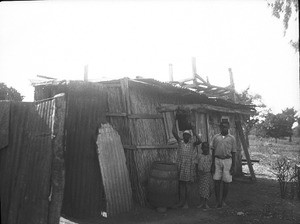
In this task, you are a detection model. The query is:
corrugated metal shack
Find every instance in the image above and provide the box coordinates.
[0,94,66,224]
[33,77,255,220]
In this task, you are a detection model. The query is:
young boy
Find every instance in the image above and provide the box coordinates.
[197,142,213,210]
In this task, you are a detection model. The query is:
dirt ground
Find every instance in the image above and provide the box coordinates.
[61,136,300,224]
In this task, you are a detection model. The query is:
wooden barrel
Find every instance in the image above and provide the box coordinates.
[147,162,179,208]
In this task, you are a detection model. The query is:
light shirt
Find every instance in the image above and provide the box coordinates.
[211,133,237,158]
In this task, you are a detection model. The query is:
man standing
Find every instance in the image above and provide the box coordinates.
[211,120,236,208]
[172,123,202,209]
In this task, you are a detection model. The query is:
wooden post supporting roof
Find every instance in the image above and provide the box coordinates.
[169,64,174,82]
[228,68,237,102]
[84,65,88,82]
[235,120,256,181]
[48,94,66,224]
[192,57,197,78]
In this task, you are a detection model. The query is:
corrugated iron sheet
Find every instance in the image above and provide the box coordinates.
[0,99,54,224]
[0,101,10,149]
[61,83,108,219]
[96,124,132,216]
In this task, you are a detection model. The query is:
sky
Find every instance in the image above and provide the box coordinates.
[0,0,299,114]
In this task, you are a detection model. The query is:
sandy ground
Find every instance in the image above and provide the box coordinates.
[61,177,300,224]
[60,137,300,224]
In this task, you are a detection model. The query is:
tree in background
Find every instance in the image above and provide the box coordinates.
[267,0,299,51]
[256,107,298,142]
[235,87,267,146]
[0,83,23,101]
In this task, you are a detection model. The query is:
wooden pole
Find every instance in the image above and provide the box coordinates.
[206,76,210,84]
[235,120,256,181]
[169,64,174,82]
[228,68,237,102]
[192,57,197,78]
[37,75,56,80]
[48,93,66,224]
[84,65,88,82]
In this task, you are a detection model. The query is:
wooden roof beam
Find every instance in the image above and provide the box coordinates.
[158,104,256,115]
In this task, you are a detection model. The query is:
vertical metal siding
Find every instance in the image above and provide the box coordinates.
[61,83,107,219]
[0,101,10,149]
[0,99,55,224]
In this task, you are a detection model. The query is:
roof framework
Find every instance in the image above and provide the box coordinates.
[170,72,236,101]
[168,58,237,102]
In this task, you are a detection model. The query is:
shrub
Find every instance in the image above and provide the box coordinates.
[271,156,297,199]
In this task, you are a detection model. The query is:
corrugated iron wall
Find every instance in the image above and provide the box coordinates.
[96,124,132,216]
[0,101,9,149]
[0,99,56,224]
[61,83,108,219]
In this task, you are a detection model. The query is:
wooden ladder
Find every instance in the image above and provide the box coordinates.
[235,121,256,181]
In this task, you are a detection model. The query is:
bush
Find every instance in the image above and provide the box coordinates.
[271,156,297,199]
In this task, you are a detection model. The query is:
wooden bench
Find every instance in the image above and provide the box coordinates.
[242,159,259,166]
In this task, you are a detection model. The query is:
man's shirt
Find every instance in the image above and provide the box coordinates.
[211,133,237,159]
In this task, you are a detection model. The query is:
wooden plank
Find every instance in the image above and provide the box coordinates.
[182,83,197,89]
[48,93,66,224]
[157,104,255,115]
[123,144,178,150]
[106,113,163,119]
[162,113,170,140]
[242,159,259,163]
[235,121,256,181]
[162,112,177,144]
[194,73,208,84]
[120,78,131,114]
[201,88,228,95]
[169,64,174,82]
[128,114,163,119]
[120,78,132,144]
[37,75,56,80]
[192,57,197,77]
[106,113,127,117]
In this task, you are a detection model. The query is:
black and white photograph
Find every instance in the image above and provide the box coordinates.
[0,0,299,223]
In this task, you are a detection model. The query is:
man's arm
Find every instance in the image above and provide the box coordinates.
[210,136,216,174]
[211,147,215,174]
[230,152,236,175]
[230,136,237,175]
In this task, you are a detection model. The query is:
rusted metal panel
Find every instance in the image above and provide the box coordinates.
[96,124,133,216]
[0,97,63,224]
